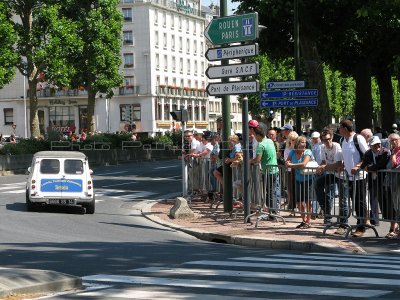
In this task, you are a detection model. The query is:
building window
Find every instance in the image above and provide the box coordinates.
[156,54,160,70]
[122,8,132,22]
[3,108,13,125]
[194,21,197,35]
[171,15,175,28]
[163,102,170,120]
[162,11,166,27]
[171,34,175,51]
[156,102,162,120]
[124,76,134,87]
[123,53,134,68]
[49,106,75,132]
[194,105,199,121]
[154,10,158,24]
[155,31,159,48]
[186,59,190,75]
[163,32,167,49]
[201,106,206,121]
[178,16,182,31]
[122,0,134,3]
[172,57,176,72]
[123,31,134,45]
[194,40,197,55]
[200,42,204,56]
[120,104,141,122]
[179,58,183,74]
[163,55,168,71]
[186,18,189,33]
[186,38,190,54]
[179,37,182,52]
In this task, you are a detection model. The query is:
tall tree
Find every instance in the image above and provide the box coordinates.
[61,0,123,133]
[0,2,18,88]
[1,0,79,137]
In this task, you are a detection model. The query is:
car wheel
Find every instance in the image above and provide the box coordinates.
[84,197,95,214]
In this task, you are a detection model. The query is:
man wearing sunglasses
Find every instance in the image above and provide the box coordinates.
[315,129,342,225]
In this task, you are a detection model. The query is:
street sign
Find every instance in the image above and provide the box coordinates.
[206,62,259,79]
[204,13,258,45]
[207,81,259,96]
[260,89,318,99]
[205,43,259,61]
[266,80,305,89]
[260,99,318,108]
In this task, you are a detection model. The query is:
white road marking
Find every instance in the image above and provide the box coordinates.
[82,274,389,298]
[133,266,400,286]
[185,260,400,275]
[101,182,136,188]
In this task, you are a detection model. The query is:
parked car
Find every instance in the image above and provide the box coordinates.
[26,151,95,214]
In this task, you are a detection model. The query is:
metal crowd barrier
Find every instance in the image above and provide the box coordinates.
[185,157,400,239]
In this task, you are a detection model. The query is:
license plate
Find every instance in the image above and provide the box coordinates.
[48,199,75,205]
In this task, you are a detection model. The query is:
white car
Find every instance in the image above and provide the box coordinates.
[26,151,95,214]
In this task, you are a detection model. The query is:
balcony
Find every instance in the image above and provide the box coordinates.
[35,87,87,98]
[119,86,140,95]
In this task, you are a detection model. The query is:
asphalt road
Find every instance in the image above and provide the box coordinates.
[1,159,400,299]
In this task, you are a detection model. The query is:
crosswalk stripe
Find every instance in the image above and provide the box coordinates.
[233,256,400,269]
[82,274,389,298]
[184,260,400,275]
[269,253,400,265]
[2,189,25,194]
[77,288,267,299]
[132,266,400,286]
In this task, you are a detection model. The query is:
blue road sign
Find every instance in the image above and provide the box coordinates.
[260,89,318,99]
[266,80,305,89]
[260,99,318,108]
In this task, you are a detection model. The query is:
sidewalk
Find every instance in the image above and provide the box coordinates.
[0,268,81,299]
[143,196,369,254]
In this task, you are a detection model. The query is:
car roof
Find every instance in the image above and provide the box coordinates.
[33,151,87,159]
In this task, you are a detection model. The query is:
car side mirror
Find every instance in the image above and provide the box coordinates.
[89,169,93,175]
[27,167,31,173]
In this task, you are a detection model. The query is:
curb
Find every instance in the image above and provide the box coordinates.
[0,268,82,298]
[141,201,366,254]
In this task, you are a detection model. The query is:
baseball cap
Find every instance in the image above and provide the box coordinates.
[280,124,293,131]
[369,136,381,146]
[393,123,397,129]
[311,131,320,138]
[248,120,259,128]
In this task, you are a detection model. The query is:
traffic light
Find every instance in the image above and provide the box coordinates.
[170,109,188,122]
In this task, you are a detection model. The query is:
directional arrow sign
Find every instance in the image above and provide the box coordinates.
[260,99,318,108]
[206,62,259,79]
[207,81,259,96]
[266,80,305,89]
[205,13,258,45]
[206,43,259,61]
[260,89,318,99]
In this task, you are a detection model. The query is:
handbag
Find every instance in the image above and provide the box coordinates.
[300,159,319,175]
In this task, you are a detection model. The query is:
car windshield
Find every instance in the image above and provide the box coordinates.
[40,159,60,174]
[64,159,83,174]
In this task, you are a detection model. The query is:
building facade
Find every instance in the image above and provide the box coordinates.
[0,0,246,138]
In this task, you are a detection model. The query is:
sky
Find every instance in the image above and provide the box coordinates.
[202,0,239,15]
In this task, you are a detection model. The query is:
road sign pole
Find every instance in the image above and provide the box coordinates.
[219,0,232,213]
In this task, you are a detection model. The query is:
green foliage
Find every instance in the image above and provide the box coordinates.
[0,139,49,155]
[0,2,18,88]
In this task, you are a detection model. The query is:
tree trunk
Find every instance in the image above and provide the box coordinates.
[353,59,373,131]
[300,35,330,131]
[87,89,96,133]
[28,79,40,138]
[376,65,395,133]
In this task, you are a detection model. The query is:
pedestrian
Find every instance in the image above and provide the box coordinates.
[249,126,280,213]
[360,136,390,227]
[315,129,342,224]
[360,128,373,144]
[335,119,369,237]
[386,133,400,238]
[285,136,313,229]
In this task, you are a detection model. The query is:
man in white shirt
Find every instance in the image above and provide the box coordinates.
[335,119,369,237]
[315,129,342,225]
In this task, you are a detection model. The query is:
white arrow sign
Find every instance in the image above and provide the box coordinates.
[206,62,259,79]
[207,81,259,96]
[206,44,259,61]
[266,80,305,89]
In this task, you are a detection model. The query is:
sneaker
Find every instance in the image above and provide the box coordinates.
[334,227,346,235]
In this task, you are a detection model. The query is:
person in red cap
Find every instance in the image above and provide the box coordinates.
[248,119,259,159]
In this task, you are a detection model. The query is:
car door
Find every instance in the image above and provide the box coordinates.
[39,158,63,200]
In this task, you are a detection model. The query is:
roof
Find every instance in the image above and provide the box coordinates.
[33,151,87,159]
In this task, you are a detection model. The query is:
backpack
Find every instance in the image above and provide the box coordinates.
[340,133,363,159]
